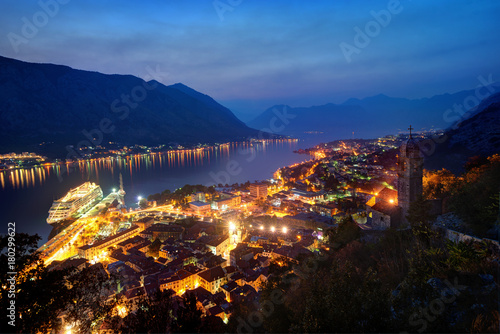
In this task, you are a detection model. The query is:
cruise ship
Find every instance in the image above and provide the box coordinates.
[47,182,103,224]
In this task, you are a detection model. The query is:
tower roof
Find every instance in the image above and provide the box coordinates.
[400,125,423,157]
[401,137,422,155]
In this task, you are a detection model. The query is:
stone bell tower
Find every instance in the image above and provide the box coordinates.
[397,125,423,223]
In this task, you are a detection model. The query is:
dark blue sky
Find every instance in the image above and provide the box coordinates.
[2,0,499,120]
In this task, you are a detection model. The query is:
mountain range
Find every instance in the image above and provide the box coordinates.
[247,88,499,140]
[1,55,498,166]
[247,83,499,172]
[0,56,266,157]
[425,91,500,172]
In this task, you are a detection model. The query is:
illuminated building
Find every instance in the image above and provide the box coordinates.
[249,183,268,199]
[211,193,241,211]
[189,201,211,213]
[78,225,141,260]
[229,244,254,267]
[190,192,206,202]
[133,217,154,231]
[291,188,324,203]
[204,235,230,256]
[160,269,198,294]
[311,203,339,217]
[367,126,423,229]
[196,266,227,294]
[139,224,185,241]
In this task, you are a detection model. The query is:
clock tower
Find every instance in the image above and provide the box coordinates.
[397,125,423,224]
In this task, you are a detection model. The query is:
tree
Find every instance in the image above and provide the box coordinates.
[63,263,118,333]
[138,198,148,209]
[0,233,117,333]
[325,215,360,249]
[422,168,458,200]
[118,289,174,333]
[464,155,489,172]
[324,175,340,191]
[1,233,68,332]
[406,196,438,248]
[288,262,391,333]
[448,155,500,236]
[173,292,203,333]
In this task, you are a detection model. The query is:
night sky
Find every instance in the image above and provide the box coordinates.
[1,0,499,120]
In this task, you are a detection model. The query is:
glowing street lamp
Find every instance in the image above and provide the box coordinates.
[282,227,287,234]
[260,226,264,230]
[112,188,116,193]
[229,222,235,232]
[271,226,275,233]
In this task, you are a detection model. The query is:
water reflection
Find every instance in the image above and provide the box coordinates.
[0,139,297,190]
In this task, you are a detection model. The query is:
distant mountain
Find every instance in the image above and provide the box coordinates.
[0,56,264,157]
[248,103,369,140]
[247,89,497,139]
[425,91,500,172]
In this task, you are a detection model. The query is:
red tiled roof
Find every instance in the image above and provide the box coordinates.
[198,266,225,282]
[371,200,400,216]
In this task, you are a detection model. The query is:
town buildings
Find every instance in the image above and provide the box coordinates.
[249,183,268,199]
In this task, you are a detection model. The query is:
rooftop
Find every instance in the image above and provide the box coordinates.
[198,266,226,283]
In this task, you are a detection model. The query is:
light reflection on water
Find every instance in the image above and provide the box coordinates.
[0,138,320,244]
[1,140,297,190]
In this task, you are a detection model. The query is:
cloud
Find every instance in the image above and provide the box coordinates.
[0,0,499,115]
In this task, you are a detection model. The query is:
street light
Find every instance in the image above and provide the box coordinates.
[112,188,116,193]
[271,226,275,233]
[282,227,287,234]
